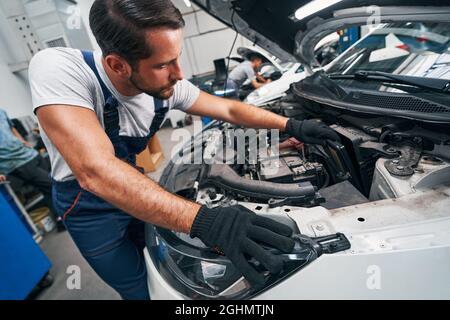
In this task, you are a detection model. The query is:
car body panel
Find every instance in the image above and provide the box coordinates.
[145,185,450,299]
[244,65,305,105]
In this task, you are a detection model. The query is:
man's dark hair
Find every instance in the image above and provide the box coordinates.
[89,0,185,69]
[248,53,265,62]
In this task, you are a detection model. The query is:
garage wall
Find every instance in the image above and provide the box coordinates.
[0,0,254,117]
[0,50,33,119]
[171,0,253,78]
[0,0,93,118]
[77,0,100,52]
[0,6,33,118]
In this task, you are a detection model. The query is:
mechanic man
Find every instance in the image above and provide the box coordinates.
[226,53,270,97]
[0,108,65,231]
[29,0,339,299]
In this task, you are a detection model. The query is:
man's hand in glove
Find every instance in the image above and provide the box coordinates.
[285,118,340,146]
[190,205,295,286]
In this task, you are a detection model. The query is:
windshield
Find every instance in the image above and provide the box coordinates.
[327,22,450,80]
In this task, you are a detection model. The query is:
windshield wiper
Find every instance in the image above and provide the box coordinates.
[328,70,450,93]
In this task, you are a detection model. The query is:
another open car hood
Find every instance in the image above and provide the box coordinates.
[192,0,450,69]
[236,46,284,71]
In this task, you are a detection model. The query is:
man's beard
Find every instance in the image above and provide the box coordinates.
[130,73,176,100]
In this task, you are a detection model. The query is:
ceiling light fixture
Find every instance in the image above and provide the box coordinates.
[294,0,344,21]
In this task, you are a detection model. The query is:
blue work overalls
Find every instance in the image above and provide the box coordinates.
[51,51,168,300]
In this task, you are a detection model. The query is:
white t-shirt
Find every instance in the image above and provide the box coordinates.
[29,47,200,182]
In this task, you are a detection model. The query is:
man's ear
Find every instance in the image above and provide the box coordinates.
[104,54,133,78]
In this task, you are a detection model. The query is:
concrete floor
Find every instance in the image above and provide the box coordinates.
[34,118,199,300]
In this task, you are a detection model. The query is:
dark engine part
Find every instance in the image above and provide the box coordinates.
[200,164,324,208]
[258,154,326,187]
[317,123,425,195]
[324,124,394,196]
[319,180,369,209]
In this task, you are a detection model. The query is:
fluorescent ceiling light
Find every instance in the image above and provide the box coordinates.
[294,0,344,21]
[183,0,192,7]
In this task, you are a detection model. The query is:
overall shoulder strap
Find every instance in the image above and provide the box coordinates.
[80,50,124,156]
[153,98,164,111]
[80,50,113,103]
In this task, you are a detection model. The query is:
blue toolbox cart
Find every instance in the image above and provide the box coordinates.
[0,182,52,300]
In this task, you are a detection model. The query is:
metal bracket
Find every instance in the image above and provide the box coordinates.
[384,142,422,176]
[359,141,399,158]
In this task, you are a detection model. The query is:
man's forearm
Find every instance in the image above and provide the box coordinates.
[228,101,288,130]
[78,156,200,234]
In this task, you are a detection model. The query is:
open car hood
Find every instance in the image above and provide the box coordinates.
[236,46,284,71]
[192,0,450,69]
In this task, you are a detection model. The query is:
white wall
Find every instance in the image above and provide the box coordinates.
[0,4,33,118]
[171,0,253,78]
[0,59,33,119]
[77,0,100,52]
[0,0,254,118]
[0,0,93,118]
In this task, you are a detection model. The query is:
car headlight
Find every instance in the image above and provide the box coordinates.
[145,223,350,299]
[146,226,254,299]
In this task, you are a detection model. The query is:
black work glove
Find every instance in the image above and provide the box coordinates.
[190,205,295,286]
[285,118,340,146]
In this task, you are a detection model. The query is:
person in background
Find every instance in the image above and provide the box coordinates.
[226,52,271,98]
[0,108,64,231]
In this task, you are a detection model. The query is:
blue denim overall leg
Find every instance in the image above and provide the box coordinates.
[51,51,168,300]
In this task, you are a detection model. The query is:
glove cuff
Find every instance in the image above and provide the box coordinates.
[285,118,294,135]
[286,118,303,136]
[190,206,219,239]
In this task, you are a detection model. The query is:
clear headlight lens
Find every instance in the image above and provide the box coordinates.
[146,224,322,300]
[147,226,253,299]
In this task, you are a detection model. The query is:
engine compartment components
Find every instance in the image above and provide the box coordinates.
[199,164,324,208]
[370,154,450,200]
[259,153,326,186]
[160,107,450,212]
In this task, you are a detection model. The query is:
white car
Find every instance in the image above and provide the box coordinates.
[245,33,340,106]
[144,0,450,299]
[244,63,305,106]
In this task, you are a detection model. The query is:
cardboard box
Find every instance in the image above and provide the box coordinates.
[136,135,165,173]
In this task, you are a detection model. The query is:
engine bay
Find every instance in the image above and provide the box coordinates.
[160,96,450,211]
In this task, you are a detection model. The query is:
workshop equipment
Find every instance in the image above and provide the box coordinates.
[0,182,52,299]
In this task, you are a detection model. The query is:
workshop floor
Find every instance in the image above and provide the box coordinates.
[34,118,198,300]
